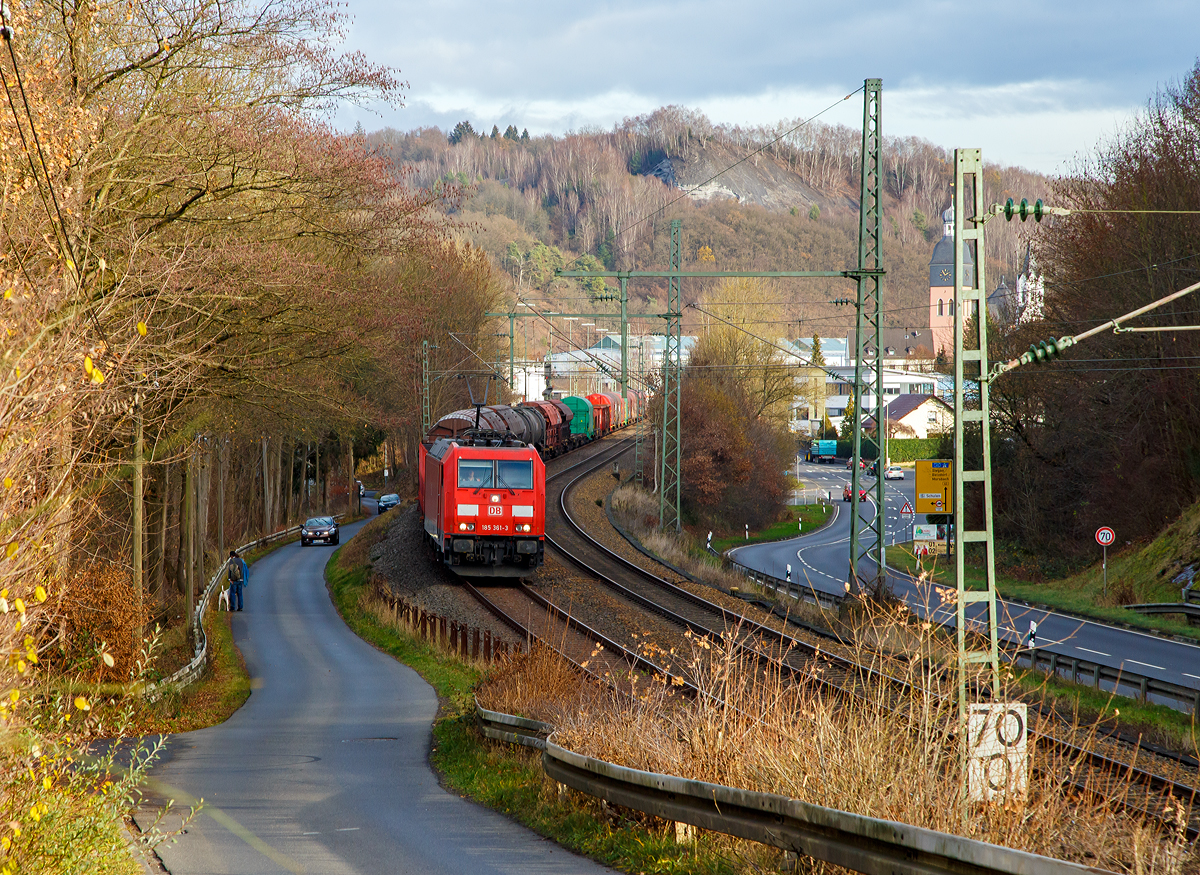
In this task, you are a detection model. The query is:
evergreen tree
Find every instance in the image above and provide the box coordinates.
[520,128,530,141]
[490,124,500,139]
[503,124,519,140]
[810,333,825,367]
[448,120,477,145]
[839,396,857,440]
[808,203,820,221]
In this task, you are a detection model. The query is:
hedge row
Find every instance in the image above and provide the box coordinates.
[833,436,950,463]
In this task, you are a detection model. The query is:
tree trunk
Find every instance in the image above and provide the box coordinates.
[132,400,144,641]
[157,461,171,609]
[286,439,295,525]
[261,436,271,533]
[197,448,212,590]
[217,441,226,561]
[347,440,355,514]
[184,451,195,632]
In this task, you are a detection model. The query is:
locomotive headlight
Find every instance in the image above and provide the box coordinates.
[458,522,467,531]
[490,494,500,503]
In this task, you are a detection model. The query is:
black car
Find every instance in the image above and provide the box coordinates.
[301,516,339,546]
[377,493,400,514]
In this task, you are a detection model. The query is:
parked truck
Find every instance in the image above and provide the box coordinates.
[808,439,838,463]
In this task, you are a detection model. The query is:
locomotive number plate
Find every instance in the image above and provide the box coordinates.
[487,505,503,516]
[481,524,507,532]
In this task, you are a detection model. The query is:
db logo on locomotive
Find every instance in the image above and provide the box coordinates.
[487,505,503,516]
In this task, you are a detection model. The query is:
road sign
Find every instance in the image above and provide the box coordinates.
[967,703,1028,803]
[901,500,914,517]
[915,460,952,514]
[1096,526,1115,596]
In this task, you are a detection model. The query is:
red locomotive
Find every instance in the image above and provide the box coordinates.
[416,384,645,579]
[420,432,546,577]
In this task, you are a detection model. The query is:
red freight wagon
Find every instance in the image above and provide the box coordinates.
[600,391,624,426]
[586,393,612,434]
[522,400,569,456]
[421,436,546,577]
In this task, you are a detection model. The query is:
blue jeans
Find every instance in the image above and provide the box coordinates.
[229,582,244,611]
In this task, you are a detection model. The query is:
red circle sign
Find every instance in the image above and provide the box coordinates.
[1095,526,1115,546]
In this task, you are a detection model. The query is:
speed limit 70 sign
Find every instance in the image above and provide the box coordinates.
[1095,526,1115,546]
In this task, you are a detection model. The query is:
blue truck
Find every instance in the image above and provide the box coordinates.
[808,439,838,463]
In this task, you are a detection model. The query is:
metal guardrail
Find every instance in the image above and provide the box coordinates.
[475,701,551,750]
[1127,602,1200,626]
[474,703,1115,875]
[723,557,846,611]
[1018,645,1200,716]
[144,516,343,701]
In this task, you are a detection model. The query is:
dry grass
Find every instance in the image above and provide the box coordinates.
[480,611,1196,875]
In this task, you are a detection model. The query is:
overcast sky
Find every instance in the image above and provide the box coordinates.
[335,0,1199,175]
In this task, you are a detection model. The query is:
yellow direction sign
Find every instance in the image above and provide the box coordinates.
[915,460,952,514]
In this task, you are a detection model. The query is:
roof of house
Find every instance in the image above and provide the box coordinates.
[862,393,950,427]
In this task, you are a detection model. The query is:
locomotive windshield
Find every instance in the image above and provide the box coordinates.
[496,459,534,490]
[458,459,493,488]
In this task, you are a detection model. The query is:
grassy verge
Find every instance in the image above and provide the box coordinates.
[711,503,833,553]
[324,514,750,874]
[888,542,1200,641]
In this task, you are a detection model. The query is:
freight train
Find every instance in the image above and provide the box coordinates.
[418,392,643,578]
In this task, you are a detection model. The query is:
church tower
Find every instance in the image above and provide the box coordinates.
[928,206,975,354]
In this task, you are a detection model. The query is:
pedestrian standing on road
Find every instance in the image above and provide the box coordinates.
[227,550,249,612]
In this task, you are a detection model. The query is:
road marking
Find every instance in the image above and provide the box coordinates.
[1183,673,1200,681]
[1075,646,1110,657]
[302,832,320,835]
[336,827,361,832]
[1125,659,1164,671]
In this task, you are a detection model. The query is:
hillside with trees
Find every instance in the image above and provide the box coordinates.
[366,109,1053,348]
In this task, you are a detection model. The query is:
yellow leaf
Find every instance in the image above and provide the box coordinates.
[73,696,89,711]
[101,652,114,668]
[137,321,147,336]
[83,356,93,375]
[34,586,45,603]
[13,599,23,614]
[9,690,17,703]
[2,288,11,300]
[4,542,16,559]
[3,477,11,489]
[91,368,105,385]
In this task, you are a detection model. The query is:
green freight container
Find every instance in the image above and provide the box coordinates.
[562,396,594,438]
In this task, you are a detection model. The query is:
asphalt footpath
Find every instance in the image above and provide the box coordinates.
[138,516,614,875]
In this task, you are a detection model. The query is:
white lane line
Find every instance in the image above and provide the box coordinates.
[336,827,361,832]
[1125,659,1165,671]
[302,832,320,835]
[1183,673,1200,681]
[1075,646,1111,657]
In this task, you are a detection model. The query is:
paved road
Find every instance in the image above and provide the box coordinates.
[141,517,612,874]
[731,460,1200,705]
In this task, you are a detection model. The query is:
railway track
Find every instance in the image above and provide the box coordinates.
[543,443,1200,840]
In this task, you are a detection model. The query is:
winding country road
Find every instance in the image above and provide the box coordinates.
[139,515,613,874]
